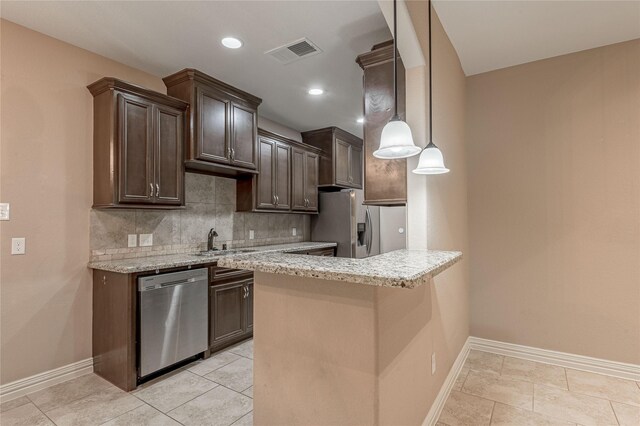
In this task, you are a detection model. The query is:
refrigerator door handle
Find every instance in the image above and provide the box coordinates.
[365,207,372,256]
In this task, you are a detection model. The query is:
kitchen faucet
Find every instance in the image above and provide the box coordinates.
[207,228,219,251]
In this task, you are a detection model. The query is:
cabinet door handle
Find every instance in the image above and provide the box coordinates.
[156,184,160,197]
[149,183,154,197]
[273,194,276,205]
[227,147,232,159]
[231,148,235,160]
[275,195,279,205]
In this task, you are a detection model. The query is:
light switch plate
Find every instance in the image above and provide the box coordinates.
[292,227,297,236]
[139,234,153,247]
[249,230,255,240]
[0,203,9,221]
[11,237,25,255]
[127,234,137,248]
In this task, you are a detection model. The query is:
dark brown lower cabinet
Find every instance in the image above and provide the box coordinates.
[209,271,253,351]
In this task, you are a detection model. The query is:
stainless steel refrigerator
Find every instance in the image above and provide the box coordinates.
[311,189,406,258]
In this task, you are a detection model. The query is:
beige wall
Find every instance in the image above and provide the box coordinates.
[0,20,166,384]
[467,39,640,364]
[404,0,470,417]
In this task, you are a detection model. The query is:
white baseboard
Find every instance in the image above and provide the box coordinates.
[422,339,471,426]
[0,358,94,403]
[468,337,640,381]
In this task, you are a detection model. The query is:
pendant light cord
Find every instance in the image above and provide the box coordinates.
[427,0,435,148]
[393,0,399,119]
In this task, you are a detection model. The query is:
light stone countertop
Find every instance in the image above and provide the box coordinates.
[217,249,462,289]
[88,242,338,274]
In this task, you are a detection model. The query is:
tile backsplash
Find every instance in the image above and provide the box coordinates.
[90,173,310,261]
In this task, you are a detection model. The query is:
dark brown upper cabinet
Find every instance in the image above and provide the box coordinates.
[237,129,321,214]
[255,131,290,211]
[292,147,319,212]
[88,78,188,209]
[356,41,407,206]
[163,69,262,177]
[301,127,363,190]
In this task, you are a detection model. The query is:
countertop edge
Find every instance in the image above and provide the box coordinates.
[87,242,338,274]
[218,250,463,289]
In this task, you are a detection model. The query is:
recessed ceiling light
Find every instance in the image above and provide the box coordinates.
[357,117,364,124]
[221,37,243,49]
[308,88,324,96]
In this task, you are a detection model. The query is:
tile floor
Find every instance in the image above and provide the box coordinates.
[3,344,639,426]
[0,339,254,426]
[437,350,640,426]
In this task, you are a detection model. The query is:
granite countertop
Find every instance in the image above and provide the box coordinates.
[217,249,462,289]
[88,242,338,273]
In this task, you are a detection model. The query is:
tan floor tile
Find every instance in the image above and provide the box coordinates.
[102,403,181,425]
[566,369,640,407]
[242,386,253,398]
[133,370,218,413]
[205,357,253,392]
[533,384,617,426]
[188,351,241,376]
[465,350,503,374]
[501,357,568,389]
[612,401,640,426]
[0,402,53,426]
[167,386,252,426]
[27,373,113,412]
[227,339,253,359]
[453,366,470,391]
[232,410,253,425]
[462,370,533,410]
[0,396,30,413]
[491,402,573,425]
[438,390,494,426]
[44,386,143,426]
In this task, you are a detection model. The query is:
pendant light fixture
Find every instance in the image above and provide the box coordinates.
[413,0,449,174]
[373,0,422,160]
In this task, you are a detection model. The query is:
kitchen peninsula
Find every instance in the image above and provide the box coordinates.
[218,249,462,425]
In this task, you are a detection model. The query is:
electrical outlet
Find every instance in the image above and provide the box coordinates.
[431,353,436,375]
[139,234,153,247]
[249,230,255,240]
[292,227,297,236]
[11,237,25,255]
[127,234,137,248]
[0,203,9,221]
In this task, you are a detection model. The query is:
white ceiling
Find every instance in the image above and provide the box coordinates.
[0,1,391,137]
[433,0,640,76]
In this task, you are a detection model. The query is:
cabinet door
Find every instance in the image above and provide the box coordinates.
[210,281,246,349]
[291,148,306,211]
[349,145,363,189]
[305,152,319,211]
[334,138,351,186]
[154,105,184,205]
[245,281,254,333]
[230,103,257,169]
[118,94,154,204]
[274,142,291,210]
[256,137,276,209]
[196,87,230,164]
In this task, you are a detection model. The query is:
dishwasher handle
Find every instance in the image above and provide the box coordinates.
[138,268,208,292]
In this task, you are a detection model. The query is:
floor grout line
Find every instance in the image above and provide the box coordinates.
[487,401,496,425]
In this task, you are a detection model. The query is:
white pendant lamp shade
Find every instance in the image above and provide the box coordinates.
[374,119,422,159]
[412,143,449,174]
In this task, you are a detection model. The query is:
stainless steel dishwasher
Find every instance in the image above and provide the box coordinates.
[138,268,208,378]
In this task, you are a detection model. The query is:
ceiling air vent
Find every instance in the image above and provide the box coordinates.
[265,38,322,65]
